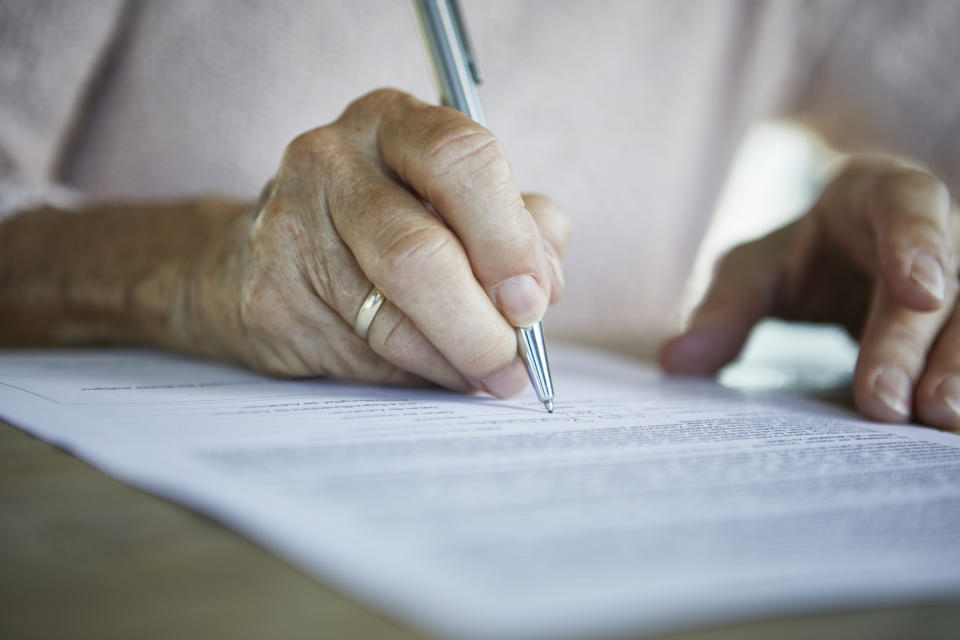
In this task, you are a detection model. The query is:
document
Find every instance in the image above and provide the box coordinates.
[1,346,959,639]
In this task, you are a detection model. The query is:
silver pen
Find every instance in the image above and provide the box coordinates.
[412,0,555,413]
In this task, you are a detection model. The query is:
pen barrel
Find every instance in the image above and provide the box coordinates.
[413,0,555,411]
[517,323,554,404]
[412,0,486,125]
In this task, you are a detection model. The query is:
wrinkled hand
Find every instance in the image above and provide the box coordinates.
[190,89,569,396]
[660,156,960,431]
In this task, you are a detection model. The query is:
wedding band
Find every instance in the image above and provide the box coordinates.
[354,286,386,339]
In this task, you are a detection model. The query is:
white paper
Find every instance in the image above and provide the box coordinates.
[1,346,959,639]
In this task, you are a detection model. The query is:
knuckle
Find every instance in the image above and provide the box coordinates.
[462,327,518,379]
[377,224,459,287]
[423,119,505,181]
[282,127,342,175]
[338,88,416,135]
[280,127,365,212]
[883,321,929,350]
[345,87,407,116]
[890,169,947,201]
[875,169,951,220]
[370,314,420,363]
[248,194,309,267]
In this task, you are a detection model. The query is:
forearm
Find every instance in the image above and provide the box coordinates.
[0,197,250,351]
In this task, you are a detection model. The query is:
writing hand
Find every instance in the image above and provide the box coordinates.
[192,89,569,396]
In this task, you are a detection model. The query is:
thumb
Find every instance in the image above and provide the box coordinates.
[659,236,783,374]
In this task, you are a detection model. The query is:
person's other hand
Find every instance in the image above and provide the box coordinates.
[189,89,569,396]
[659,156,960,431]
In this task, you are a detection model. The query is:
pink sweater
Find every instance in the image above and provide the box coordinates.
[2,1,959,347]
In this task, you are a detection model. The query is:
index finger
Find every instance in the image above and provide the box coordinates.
[350,89,553,328]
[821,160,956,311]
[323,155,526,394]
[869,168,955,311]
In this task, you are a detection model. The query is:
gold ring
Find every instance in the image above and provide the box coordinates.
[354,286,386,339]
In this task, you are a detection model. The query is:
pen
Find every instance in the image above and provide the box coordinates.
[412,0,555,413]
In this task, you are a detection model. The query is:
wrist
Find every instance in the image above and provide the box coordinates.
[0,197,251,350]
[160,199,256,358]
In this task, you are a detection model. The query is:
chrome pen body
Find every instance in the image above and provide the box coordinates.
[412,0,555,412]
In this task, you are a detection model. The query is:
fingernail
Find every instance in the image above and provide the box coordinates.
[935,375,960,419]
[492,274,547,326]
[481,360,528,398]
[910,251,945,302]
[871,366,911,418]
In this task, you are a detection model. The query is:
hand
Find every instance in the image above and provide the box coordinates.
[188,89,569,396]
[659,155,960,431]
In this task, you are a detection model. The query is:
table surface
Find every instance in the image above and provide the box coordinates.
[2,418,959,640]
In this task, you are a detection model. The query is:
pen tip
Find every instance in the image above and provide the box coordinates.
[544,399,554,413]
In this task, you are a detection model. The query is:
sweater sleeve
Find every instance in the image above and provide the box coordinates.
[791,0,960,193]
[0,0,126,219]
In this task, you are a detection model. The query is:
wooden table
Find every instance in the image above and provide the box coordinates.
[2,418,959,640]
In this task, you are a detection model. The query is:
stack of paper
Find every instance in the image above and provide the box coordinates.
[1,346,958,639]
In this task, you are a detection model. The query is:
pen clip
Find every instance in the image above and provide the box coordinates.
[448,0,483,84]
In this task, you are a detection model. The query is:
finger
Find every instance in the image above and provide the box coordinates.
[326,164,527,397]
[523,193,571,258]
[239,278,420,386]
[913,292,960,432]
[288,295,468,391]
[308,233,471,391]
[868,168,954,311]
[524,193,570,304]
[364,300,472,392]
[252,175,475,393]
[345,89,552,328]
[659,236,778,374]
[853,280,951,423]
